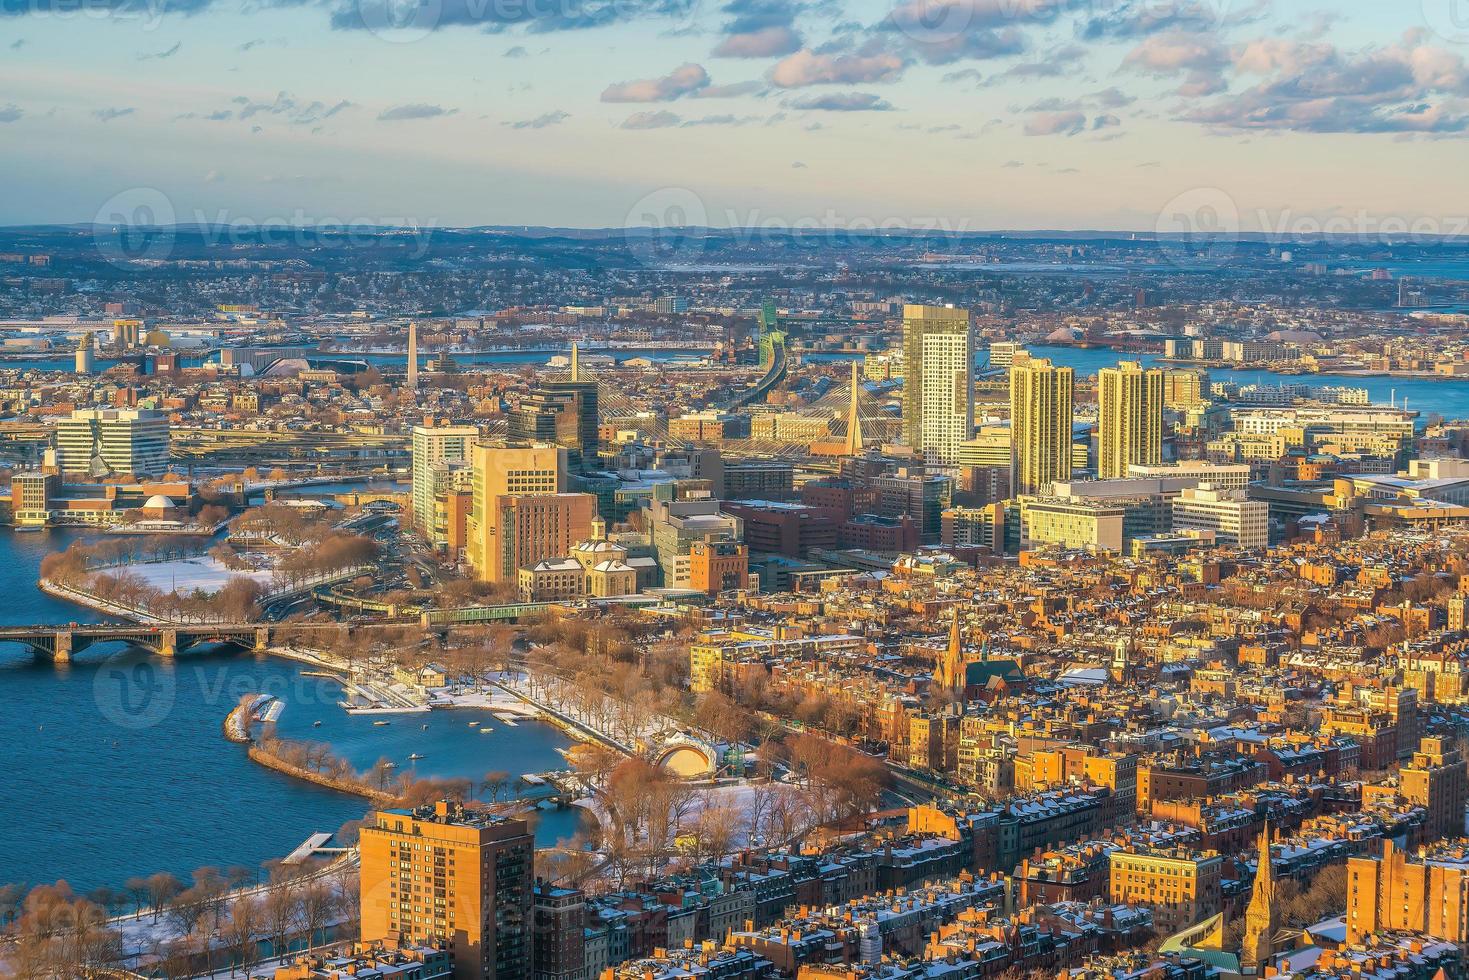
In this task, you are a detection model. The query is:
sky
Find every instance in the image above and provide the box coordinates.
[2,0,1469,232]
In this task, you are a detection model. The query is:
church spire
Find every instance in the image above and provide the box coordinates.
[939,606,964,697]
[1242,822,1278,975]
[570,341,580,382]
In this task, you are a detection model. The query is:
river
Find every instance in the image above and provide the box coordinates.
[0,529,583,897]
[1019,346,1469,419]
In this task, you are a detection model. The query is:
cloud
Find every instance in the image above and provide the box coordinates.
[904,28,1028,66]
[1076,0,1254,40]
[1089,87,1136,109]
[1024,110,1086,136]
[1182,32,1469,136]
[788,91,894,111]
[93,107,135,122]
[791,160,806,168]
[330,0,691,34]
[769,47,908,87]
[138,41,181,60]
[10,38,26,49]
[228,93,354,127]
[506,109,569,129]
[237,38,266,52]
[942,68,984,85]
[504,45,528,57]
[692,80,764,98]
[881,0,1051,65]
[621,110,682,129]
[0,104,22,123]
[1121,29,1229,95]
[1,0,214,15]
[602,62,710,102]
[712,0,804,57]
[378,103,456,121]
[681,113,762,126]
[983,42,1087,83]
[714,25,802,57]
[1092,113,1122,130]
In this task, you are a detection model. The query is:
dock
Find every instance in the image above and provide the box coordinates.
[281,832,337,865]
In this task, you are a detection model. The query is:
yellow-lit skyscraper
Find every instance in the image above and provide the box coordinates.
[1099,360,1164,478]
[1009,358,1073,496]
[466,442,567,580]
[901,304,973,469]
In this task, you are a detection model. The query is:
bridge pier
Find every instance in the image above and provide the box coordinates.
[52,631,73,664]
[157,629,177,658]
[255,627,270,652]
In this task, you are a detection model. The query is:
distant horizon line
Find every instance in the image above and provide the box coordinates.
[6,223,1469,246]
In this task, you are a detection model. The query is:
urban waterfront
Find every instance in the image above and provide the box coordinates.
[1023,346,1469,418]
[0,528,582,897]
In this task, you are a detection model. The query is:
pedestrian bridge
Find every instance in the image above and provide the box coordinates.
[0,624,271,662]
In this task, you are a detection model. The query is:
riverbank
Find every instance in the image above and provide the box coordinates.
[246,743,396,805]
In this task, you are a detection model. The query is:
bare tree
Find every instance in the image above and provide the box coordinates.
[221,895,262,977]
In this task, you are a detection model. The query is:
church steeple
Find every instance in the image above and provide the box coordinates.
[938,607,965,697]
[1242,822,1278,975]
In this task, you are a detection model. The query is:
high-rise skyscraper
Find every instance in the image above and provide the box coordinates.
[1099,360,1164,478]
[360,801,533,980]
[412,421,479,543]
[466,442,570,581]
[1009,358,1074,496]
[510,344,599,472]
[901,304,973,469]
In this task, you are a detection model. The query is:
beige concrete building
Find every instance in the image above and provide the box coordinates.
[1099,361,1164,478]
[1010,358,1074,496]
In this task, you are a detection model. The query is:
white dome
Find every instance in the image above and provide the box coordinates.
[142,494,177,510]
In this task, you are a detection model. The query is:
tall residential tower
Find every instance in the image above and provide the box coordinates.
[901,304,973,469]
[411,421,479,544]
[1009,358,1074,496]
[1099,360,1165,478]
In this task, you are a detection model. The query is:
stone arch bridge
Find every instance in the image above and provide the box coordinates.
[0,624,273,662]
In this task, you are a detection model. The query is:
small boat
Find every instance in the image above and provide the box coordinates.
[467,720,480,727]
[408,753,425,760]
[479,727,494,734]
[421,723,429,730]
[373,720,390,727]
[312,721,323,727]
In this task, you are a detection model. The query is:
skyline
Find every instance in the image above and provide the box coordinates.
[2,2,1469,230]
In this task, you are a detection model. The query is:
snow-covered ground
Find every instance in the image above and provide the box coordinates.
[122,556,276,594]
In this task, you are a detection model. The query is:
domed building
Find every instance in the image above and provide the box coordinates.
[140,494,179,518]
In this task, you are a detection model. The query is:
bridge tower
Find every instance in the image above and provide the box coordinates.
[844,359,865,457]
